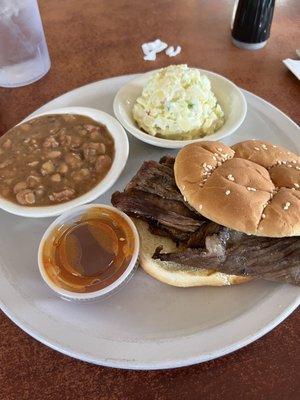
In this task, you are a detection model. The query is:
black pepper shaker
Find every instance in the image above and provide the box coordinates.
[231,0,276,50]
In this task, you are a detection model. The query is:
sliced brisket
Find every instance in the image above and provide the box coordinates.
[125,159,184,204]
[154,229,300,285]
[111,157,213,245]
[112,189,206,243]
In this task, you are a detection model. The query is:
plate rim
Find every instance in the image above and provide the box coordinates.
[0,72,299,370]
[0,279,299,370]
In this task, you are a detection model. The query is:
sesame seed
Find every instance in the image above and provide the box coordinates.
[203,163,207,168]
[262,144,268,150]
[254,147,260,151]
[272,145,277,148]
[212,156,216,160]
[262,214,266,219]
[296,166,300,170]
[225,190,231,195]
[278,161,282,165]
[247,187,256,191]
[287,164,292,168]
[119,237,125,241]
[294,183,299,188]
[292,187,296,191]
[292,160,296,164]
[287,152,291,155]
[199,204,203,210]
[282,161,287,165]
[227,174,235,181]
[217,147,223,152]
[283,202,291,210]
[217,161,222,166]
[184,196,187,202]
[207,164,213,170]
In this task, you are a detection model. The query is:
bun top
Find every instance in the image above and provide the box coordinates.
[174,140,300,237]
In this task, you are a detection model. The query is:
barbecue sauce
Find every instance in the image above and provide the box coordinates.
[42,207,136,293]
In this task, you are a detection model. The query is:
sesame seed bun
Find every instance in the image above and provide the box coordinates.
[174,140,300,237]
[135,219,251,287]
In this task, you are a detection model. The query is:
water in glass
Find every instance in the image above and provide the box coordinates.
[0,0,51,87]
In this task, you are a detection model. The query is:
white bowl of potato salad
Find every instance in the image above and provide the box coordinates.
[113,65,247,149]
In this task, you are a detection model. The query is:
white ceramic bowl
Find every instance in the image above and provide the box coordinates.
[0,107,129,218]
[38,204,140,301]
[113,69,247,149]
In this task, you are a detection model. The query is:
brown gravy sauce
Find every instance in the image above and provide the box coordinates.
[42,207,136,293]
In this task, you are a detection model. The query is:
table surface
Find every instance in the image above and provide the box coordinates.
[0,0,299,399]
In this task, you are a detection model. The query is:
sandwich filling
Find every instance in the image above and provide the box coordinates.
[111,156,300,285]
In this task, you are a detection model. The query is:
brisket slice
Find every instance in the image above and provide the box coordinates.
[125,159,184,204]
[154,228,300,285]
[112,156,214,245]
[111,189,208,243]
[159,155,176,169]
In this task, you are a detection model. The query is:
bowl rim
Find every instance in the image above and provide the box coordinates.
[113,68,247,149]
[0,106,129,218]
[37,203,140,300]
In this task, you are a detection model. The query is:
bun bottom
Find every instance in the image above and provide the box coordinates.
[134,219,252,287]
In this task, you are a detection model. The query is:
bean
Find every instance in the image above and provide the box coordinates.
[1,188,10,197]
[47,150,62,159]
[27,175,41,188]
[70,136,82,149]
[35,187,45,197]
[16,189,36,205]
[41,160,55,175]
[0,159,12,169]
[49,188,75,202]
[43,136,59,148]
[2,139,12,150]
[72,168,90,182]
[20,124,30,132]
[13,181,28,194]
[58,163,68,174]
[95,155,112,173]
[78,129,87,136]
[28,161,39,167]
[51,173,61,183]
[63,115,76,122]
[85,124,98,132]
[90,131,101,140]
[83,142,105,160]
[65,152,82,169]
[60,133,72,146]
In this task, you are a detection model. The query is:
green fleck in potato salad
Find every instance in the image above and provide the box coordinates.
[132,65,225,140]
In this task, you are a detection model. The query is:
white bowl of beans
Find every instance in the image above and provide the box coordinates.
[0,107,129,218]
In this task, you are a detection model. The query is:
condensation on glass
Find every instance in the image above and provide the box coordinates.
[0,0,51,87]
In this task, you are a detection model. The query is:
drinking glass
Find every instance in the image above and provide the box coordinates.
[0,0,51,88]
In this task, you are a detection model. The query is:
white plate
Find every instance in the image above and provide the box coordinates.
[0,74,299,370]
[113,69,247,148]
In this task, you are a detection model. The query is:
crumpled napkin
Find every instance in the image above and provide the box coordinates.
[283,58,300,80]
